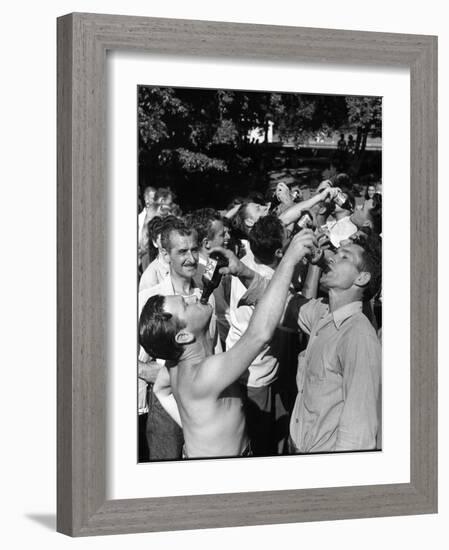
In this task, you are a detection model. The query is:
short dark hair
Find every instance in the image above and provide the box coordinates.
[246,191,266,205]
[334,173,351,189]
[230,202,252,239]
[139,295,185,362]
[249,214,284,265]
[184,208,222,245]
[147,216,165,243]
[154,187,176,204]
[146,216,164,261]
[358,235,382,301]
[226,197,244,210]
[160,219,195,252]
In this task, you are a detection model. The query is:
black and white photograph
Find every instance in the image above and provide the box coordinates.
[137,85,383,462]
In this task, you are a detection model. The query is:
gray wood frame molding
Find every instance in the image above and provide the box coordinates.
[57,12,437,536]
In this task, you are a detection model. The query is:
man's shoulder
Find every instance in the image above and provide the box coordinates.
[341,311,380,344]
[140,258,158,281]
[297,298,329,334]
[302,297,328,317]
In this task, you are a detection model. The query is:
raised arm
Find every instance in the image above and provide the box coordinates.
[194,230,316,397]
[209,246,258,290]
[278,187,337,226]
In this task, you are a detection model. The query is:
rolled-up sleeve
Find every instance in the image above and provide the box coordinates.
[297,298,327,335]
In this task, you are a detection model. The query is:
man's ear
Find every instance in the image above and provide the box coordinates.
[354,271,371,288]
[175,330,195,345]
[275,248,283,260]
[201,236,210,252]
[161,247,170,263]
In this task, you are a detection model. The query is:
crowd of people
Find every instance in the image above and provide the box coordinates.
[137,174,383,461]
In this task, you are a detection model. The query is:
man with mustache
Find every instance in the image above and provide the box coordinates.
[138,219,219,460]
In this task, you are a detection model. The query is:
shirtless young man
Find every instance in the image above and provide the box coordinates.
[138,230,315,458]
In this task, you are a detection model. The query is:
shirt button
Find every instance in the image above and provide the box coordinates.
[295,419,299,423]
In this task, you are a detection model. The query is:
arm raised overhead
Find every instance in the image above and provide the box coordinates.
[193,230,316,397]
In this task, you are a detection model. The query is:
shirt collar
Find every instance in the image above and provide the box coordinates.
[331,301,363,329]
[163,273,198,295]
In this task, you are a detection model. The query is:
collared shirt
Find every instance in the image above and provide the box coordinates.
[139,255,170,292]
[290,299,381,453]
[226,256,279,388]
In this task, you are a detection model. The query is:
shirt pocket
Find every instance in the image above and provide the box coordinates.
[306,350,327,383]
[307,341,341,383]
[323,346,342,377]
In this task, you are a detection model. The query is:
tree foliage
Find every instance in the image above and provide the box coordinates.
[138,86,382,206]
[345,96,382,152]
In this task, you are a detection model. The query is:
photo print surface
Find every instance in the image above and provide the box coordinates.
[137,86,382,462]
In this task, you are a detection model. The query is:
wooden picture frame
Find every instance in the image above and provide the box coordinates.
[57,12,437,536]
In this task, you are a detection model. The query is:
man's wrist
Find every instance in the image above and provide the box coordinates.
[280,253,302,270]
[239,263,254,278]
[319,189,329,201]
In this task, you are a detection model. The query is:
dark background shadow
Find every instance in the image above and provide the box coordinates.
[25,514,56,531]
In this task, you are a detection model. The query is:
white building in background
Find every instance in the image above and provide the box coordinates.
[248,120,274,143]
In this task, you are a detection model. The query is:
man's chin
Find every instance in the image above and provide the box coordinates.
[319,274,331,289]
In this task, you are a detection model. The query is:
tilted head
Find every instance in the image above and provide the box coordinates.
[333,187,355,215]
[185,208,227,254]
[320,235,381,301]
[351,193,382,236]
[139,294,212,362]
[231,201,270,239]
[290,184,303,202]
